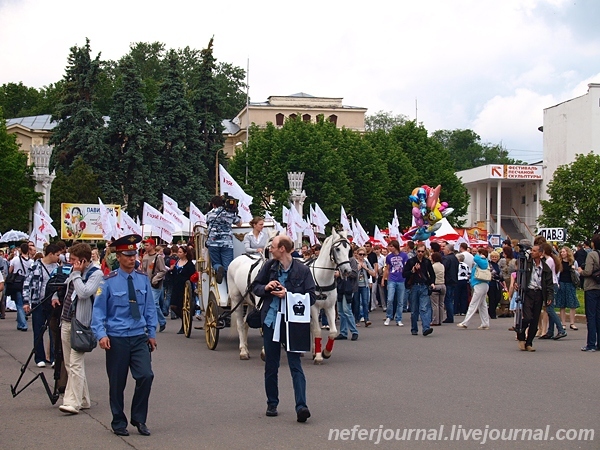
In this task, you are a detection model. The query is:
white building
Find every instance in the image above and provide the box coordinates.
[541,83,600,201]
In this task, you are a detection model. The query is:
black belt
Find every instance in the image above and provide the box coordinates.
[413,282,428,285]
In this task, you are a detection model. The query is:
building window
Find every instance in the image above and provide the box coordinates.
[275,113,284,126]
[521,196,526,205]
[533,193,537,202]
[328,114,337,125]
[289,114,297,120]
[302,114,311,122]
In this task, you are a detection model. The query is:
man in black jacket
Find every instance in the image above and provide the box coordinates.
[252,235,316,422]
[442,244,459,323]
[403,243,436,336]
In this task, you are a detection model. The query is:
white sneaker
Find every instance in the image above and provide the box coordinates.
[384,318,391,326]
[360,318,365,322]
[59,405,79,415]
[397,321,404,327]
[36,361,46,368]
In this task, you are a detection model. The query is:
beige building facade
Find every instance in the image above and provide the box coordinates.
[223,92,368,157]
[6,115,55,164]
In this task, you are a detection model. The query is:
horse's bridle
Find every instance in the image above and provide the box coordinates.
[309,235,352,296]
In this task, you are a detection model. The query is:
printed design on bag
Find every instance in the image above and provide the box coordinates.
[292,300,306,316]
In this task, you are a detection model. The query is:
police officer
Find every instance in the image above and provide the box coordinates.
[92,234,157,437]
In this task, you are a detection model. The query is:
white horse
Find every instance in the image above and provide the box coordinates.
[307,228,352,364]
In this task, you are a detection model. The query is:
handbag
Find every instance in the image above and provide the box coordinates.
[246,299,263,329]
[570,267,580,285]
[6,256,27,292]
[70,317,97,352]
[474,266,492,282]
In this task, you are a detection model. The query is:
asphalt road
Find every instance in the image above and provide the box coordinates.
[0,308,598,450]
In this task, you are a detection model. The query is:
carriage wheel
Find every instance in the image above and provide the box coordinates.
[205,293,220,350]
[182,281,194,338]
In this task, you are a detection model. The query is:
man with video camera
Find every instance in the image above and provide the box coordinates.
[206,195,241,284]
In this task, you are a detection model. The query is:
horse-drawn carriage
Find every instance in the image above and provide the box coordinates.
[182,221,352,364]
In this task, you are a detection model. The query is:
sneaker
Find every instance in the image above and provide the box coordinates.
[59,405,79,415]
[553,331,567,340]
[477,325,489,330]
[266,405,278,417]
[396,321,404,327]
[411,331,418,335]
[581,346,596,352]
[423,328,433,336]
[526,345,536,352]
[351,333,358,341]
[320,325,330,330]
[36,361,46,368]
[360,317,365,322]
[364,321,371,327]
[384,318,391,326]
[216,266,225,284]
[457,323,467,328]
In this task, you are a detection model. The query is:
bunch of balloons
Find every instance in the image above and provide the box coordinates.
[402,184,454,241]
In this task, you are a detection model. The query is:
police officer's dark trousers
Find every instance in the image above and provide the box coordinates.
[105,334,154,430]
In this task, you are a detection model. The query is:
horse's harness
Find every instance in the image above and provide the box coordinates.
[306,236,351,300]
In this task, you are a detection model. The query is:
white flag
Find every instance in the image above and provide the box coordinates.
[120,211,143,237]
[392,209,400,229]
[355,218,370,246]
[31,214,49,249]
[163,202,185,231]
[310,205,325,234]
[190,202,206,226]
[219,164,253,222]
[389,219,400,239]
[163,193,184,216]
[288,205,307,234]
[99,198,119,241]
[340,206,352,236]
[314,203,329,225]
[307,226,319,246]
[35,202,57,237]
[142,202,175,233]
[374,225,387,247]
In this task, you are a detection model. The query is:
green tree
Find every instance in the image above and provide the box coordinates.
[215,62,247,119]
[189,38,225,193]
[0,82,43,118]
[153,50,209,208]
[539,153,600,245]
[49,158,105,221]
[431,129,522,171]
[49,38,107,173]
[102,55,160,217]
[0,107,40,231]
[365,110,409,132]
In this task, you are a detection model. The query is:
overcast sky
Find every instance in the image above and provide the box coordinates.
[1,0,599,163]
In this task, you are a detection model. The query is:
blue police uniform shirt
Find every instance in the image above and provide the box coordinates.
[92,268,158,340]
[264,266,290,328]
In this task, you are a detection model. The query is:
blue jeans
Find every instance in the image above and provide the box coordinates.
[354,286,370,321]
[444,285,455,322]
[207,246,234,273]
[162,283,172,316]
[152,287,166,327]
[12,291,27,330]
[410,284,432,333]
[337,293,358,337]
[403,286,411,312]
[262,324,307,411]
[386,281,404,322]
[584,289,600,349]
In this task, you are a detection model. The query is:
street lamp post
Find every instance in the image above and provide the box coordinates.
[287,172,306,250]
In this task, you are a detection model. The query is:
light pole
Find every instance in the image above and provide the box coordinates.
[287,172,306,250]
[30,144,56,231]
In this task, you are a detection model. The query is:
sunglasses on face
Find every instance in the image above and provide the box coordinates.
[357,253,365,256]
[417,250,425,253]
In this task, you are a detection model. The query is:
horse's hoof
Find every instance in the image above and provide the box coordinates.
[322,349,331,359]
[240,354,250,360]
[314,358,323,365]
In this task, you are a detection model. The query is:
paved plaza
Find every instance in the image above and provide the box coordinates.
[0,307,597,449]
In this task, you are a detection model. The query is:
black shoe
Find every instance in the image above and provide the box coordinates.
[216,266,224,284]
[131,420,151,436]
[351,333,358,341]
[411,331,418,335]
[334,335,347,340]
[297,407,311,422]
[553,331,567,340]
[113,428,129,436]
[266,405,278,417]
[539,334,553,339]
[423,328,433,336]
[442,319,453,323]
[177,327,184,335]
[159,324,166,332]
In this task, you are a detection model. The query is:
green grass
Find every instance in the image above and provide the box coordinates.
[575,289,585,315]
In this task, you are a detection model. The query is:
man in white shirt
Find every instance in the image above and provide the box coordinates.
[459,242,474,269]
[8,242,33,331]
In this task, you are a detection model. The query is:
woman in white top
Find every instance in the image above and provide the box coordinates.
[243,216,267,254]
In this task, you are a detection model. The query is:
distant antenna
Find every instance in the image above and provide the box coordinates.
[415,98,418,124]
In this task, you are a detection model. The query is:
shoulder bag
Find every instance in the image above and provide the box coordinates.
[6,256,28,293]
[70,267,100,352]
[246,298,263,329]
[474,266,492,282]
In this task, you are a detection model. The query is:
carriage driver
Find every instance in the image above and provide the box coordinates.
[206,195,242,284]
[252,235,316,422]
[92,234,157,437]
